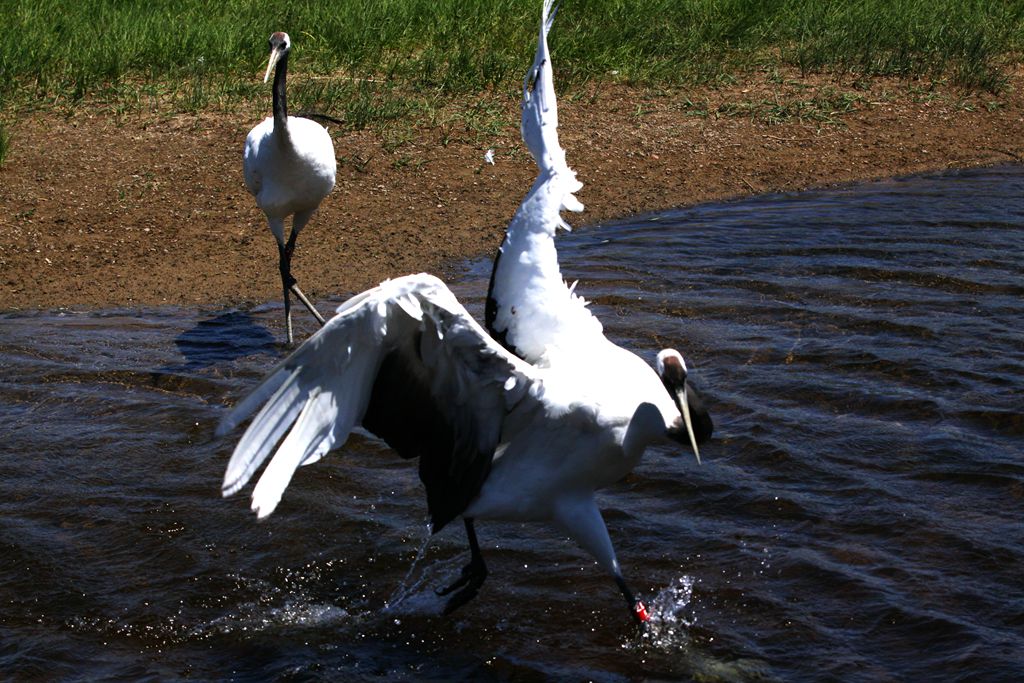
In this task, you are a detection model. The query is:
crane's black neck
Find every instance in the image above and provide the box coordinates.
[272,51,290,140]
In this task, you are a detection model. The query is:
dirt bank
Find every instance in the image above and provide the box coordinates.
[2,71,1022,312]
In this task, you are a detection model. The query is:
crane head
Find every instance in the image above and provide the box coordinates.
[263,32,291,83]
[656,349,713,464]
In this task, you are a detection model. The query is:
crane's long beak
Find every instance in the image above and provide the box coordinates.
[658,350,713,464]
[263,47,284,83]
[678,387,701,465]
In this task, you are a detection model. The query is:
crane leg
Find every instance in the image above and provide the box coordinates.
[555,497,650,623]
[437,518,488,615]
[282,230,326,329]
[615,575,650,623]
[277,242,295,344]
[289,283,326,326]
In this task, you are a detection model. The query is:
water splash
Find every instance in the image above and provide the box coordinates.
[622,575,772,681]
[63,567,354,651]
[199,599,349,637]
[383,523,434,611]
[640,575,698,648]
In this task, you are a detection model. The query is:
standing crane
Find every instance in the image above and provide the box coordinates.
[244,32,337,344]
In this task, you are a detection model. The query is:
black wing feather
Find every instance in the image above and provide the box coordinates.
[361,330,495,534]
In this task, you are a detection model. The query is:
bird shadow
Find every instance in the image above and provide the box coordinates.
[169,310,278,372]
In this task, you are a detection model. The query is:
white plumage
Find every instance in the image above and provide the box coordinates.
[219,2,712,622]
[244,31,337,344]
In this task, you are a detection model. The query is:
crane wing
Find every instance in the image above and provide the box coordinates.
[218,273,536,531]
[485,0,603,365]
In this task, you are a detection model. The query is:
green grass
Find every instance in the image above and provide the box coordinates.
[709,87,869,125]
[1,0,1022,122]
[0,120,9,166]
[780,0,1024,92]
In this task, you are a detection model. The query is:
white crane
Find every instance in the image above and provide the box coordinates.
[219,2,713,622]
[244,32,337,344]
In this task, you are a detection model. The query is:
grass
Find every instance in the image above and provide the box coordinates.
[0,0,1022,125]
[0,120,9,166]
[780,0,1024,92]
[712,88,868,125]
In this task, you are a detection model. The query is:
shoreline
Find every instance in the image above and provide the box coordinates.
[2,75,1023,312]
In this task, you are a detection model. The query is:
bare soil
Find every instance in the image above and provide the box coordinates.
[2,71,1023,312]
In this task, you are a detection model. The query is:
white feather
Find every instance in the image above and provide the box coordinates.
[244,116,335,243]
[487,0,604,364]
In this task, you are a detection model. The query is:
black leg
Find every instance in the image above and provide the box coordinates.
[281,231,326,327]
[437,518,488,615]
[615,575,650,623]
[277,242,295,344]
[283,230,299,276]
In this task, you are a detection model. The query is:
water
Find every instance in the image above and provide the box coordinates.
[2,165,1022,681]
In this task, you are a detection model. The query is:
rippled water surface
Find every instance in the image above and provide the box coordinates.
[2,165,1022,681]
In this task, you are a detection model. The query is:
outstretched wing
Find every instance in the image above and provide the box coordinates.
[486,0,603,365]
[218,273,535,531]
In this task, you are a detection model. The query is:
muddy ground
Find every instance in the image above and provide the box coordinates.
[2,71,1023,312]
